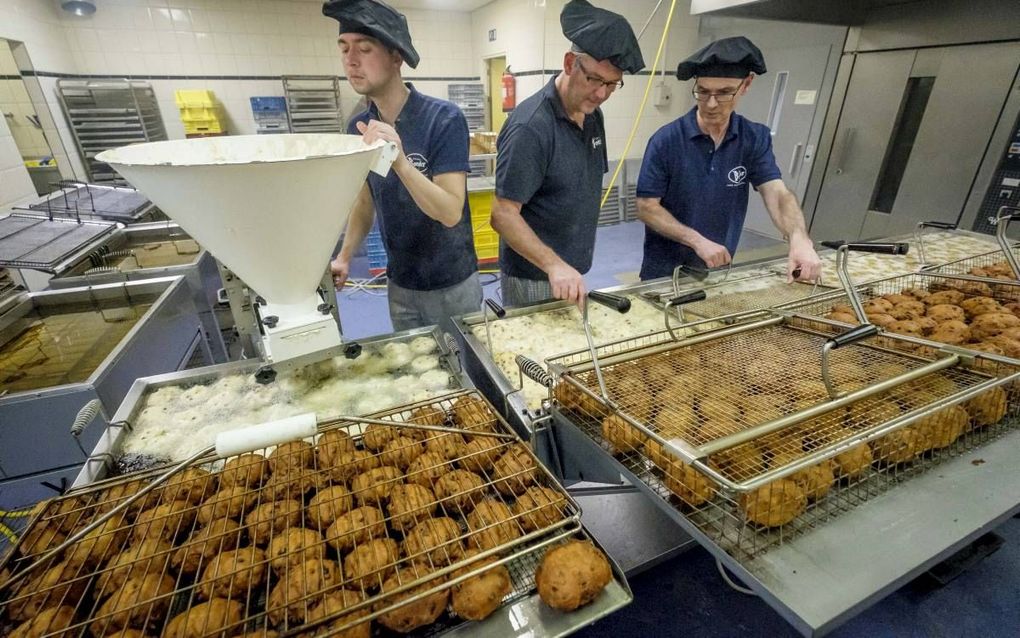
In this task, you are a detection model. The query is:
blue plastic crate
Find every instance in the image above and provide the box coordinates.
[250,96,287,112]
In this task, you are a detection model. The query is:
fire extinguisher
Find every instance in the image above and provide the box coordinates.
[501,67,516,113]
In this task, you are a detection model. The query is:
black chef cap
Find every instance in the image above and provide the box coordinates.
[560,0,645,75]
[676,36,766,81]
[323,0,420,69]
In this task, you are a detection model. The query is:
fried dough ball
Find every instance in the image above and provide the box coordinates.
[307,485,355,531]
[771,453,835,501]
[410,405,447,427]
[163,468,217,505]
[492,444,538,495]
[66,512,129,568]
[268,440,315,472]
[914,316,937,335]
[196,486,256,525]
[513,486,566,532]
[405,451,451,488]
[10,606,77,638]
[871,428,922,464]
[902,287,930,301]
[164,599,243,638]
[268,527,326,575]
[863,298,893,314]
[698,396,742,438]
[467,499,521,551]
[351,466,403,506]
[450,550,512,621]
[325,506,387,554]
[831,436,874,480]
[987,334,1020,358]
[18,522,66,559]
[172,518,242,575]
[220,454,269,489]
[740,479,807,527]
[535,541,612,612]
[244,499,302,547]
[362,424,397,451]
[94,573,174,631]
[98,480,159,516]
[343,538,399,591]
[926,303,966,324]
[607,375,655,421]
[424,431,466,461]
[198,547,266,599]
[459,436,502,473]
[451,396,497,430]
[326,450,381,483]
[9,560,89,622]
[386,483,436,532]
[827,311,859,325]
[911,405,969,451]
[1002,304,1020,320]
[866,313,897,329]
[663,461,716,508]
[960,296,1002,319]
[711,444,765,481]
[889,300,926,320]
[262,468,324,501]
[434,469,486,513]
[377,565,449,633]
[929,319,971,345]
[317,429,356,469]
[887,320,924,338]
[97,538,173,593]
[302,588,370,638]
[379,436,425,470]
[601,413,645,455]
[925,289,966,306]
[844,397,902,429]
[554,382,609,420]
[964,386,1007,427]
[403,516,464,565]
[970,312,1020,339]
[267,559,343,624]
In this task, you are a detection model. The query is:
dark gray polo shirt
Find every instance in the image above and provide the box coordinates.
[495,77,608,281]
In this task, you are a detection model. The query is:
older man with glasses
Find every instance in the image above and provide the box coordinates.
[635,36,821,283]
[491,0,643,307]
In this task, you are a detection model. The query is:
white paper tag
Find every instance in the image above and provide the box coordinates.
[794,90,817,105]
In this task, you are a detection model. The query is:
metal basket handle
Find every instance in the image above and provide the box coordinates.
[663,289,707,341]
[994,206,1020,279]
[581,291,631,400]
[820,240,909,324]
[914,220,957,267]
[481,298,506,355]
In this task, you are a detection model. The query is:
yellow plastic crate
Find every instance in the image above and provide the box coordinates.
[183,119,225,134]
[469,191,498,263]
[179,106,220,121]
[175,89,216,108]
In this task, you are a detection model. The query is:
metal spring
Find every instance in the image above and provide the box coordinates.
[83,266,118,276]
[516,354,554,387]
[70,399,102,437]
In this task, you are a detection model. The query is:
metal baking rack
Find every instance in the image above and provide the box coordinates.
[921,206,1020,281]
[24,181,155,223]
[0,213,116,272]
[283,76,344,133]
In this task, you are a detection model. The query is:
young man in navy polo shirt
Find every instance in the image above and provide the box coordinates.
[636,36,821,283]
[323,0,480,332]
[491,0,643,307]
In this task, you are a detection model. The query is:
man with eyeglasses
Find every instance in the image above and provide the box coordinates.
[635,36,821,282]
[491,0,643,306]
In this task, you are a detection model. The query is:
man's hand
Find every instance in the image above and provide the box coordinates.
[693,237,732,268]
[547,263,587,307]
[356,120,404,158]
[330,256,350,291]
[787,237,822,283]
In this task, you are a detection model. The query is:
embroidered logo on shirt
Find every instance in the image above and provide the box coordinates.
[592,137,603,151]
[406,153,429,174]
[727,166,747,186]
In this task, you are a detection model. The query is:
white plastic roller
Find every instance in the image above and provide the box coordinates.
[215,412,318,458]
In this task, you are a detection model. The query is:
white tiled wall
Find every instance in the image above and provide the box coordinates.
[0,45,49,159]
[0,90,36,210]
[471,0,702,161]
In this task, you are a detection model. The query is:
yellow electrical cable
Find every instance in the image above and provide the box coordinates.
[0,507,36,518]
[0,521,17,544]
[600,0,679,209]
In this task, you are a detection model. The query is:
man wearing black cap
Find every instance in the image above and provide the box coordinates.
[323,0,481,332]
[635,36,821,282]
[490,0,643,307]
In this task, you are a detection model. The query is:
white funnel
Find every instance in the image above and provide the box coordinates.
[97,135,396,307]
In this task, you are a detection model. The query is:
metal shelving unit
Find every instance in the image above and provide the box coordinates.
[449,83,487,177]
[55,79,167,185]
[282,75,344,133]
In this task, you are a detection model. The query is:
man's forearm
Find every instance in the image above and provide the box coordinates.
[768,189,810,242]
[337,192,375,261]
[393,159,463,227]
[636,199,706,248]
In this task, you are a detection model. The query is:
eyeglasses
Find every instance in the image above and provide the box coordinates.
[692,83,744,103]
[575,57,624,92]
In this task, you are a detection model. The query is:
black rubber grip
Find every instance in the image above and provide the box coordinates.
[821,240,909,255]
[588,290,631,313]
[669,290,707,306]
[827,324,879,348]
[484,298,506,318]
[919,221,957,230]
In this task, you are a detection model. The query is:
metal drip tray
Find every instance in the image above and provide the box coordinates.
[0,213,116,272]
[26,183,153,222]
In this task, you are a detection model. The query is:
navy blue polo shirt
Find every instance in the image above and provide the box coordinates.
[349,84,477,291]
[636,107,782,280]
[495,77,608,281]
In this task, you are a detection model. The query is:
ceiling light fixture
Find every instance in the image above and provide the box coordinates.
[61,1,97,17]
